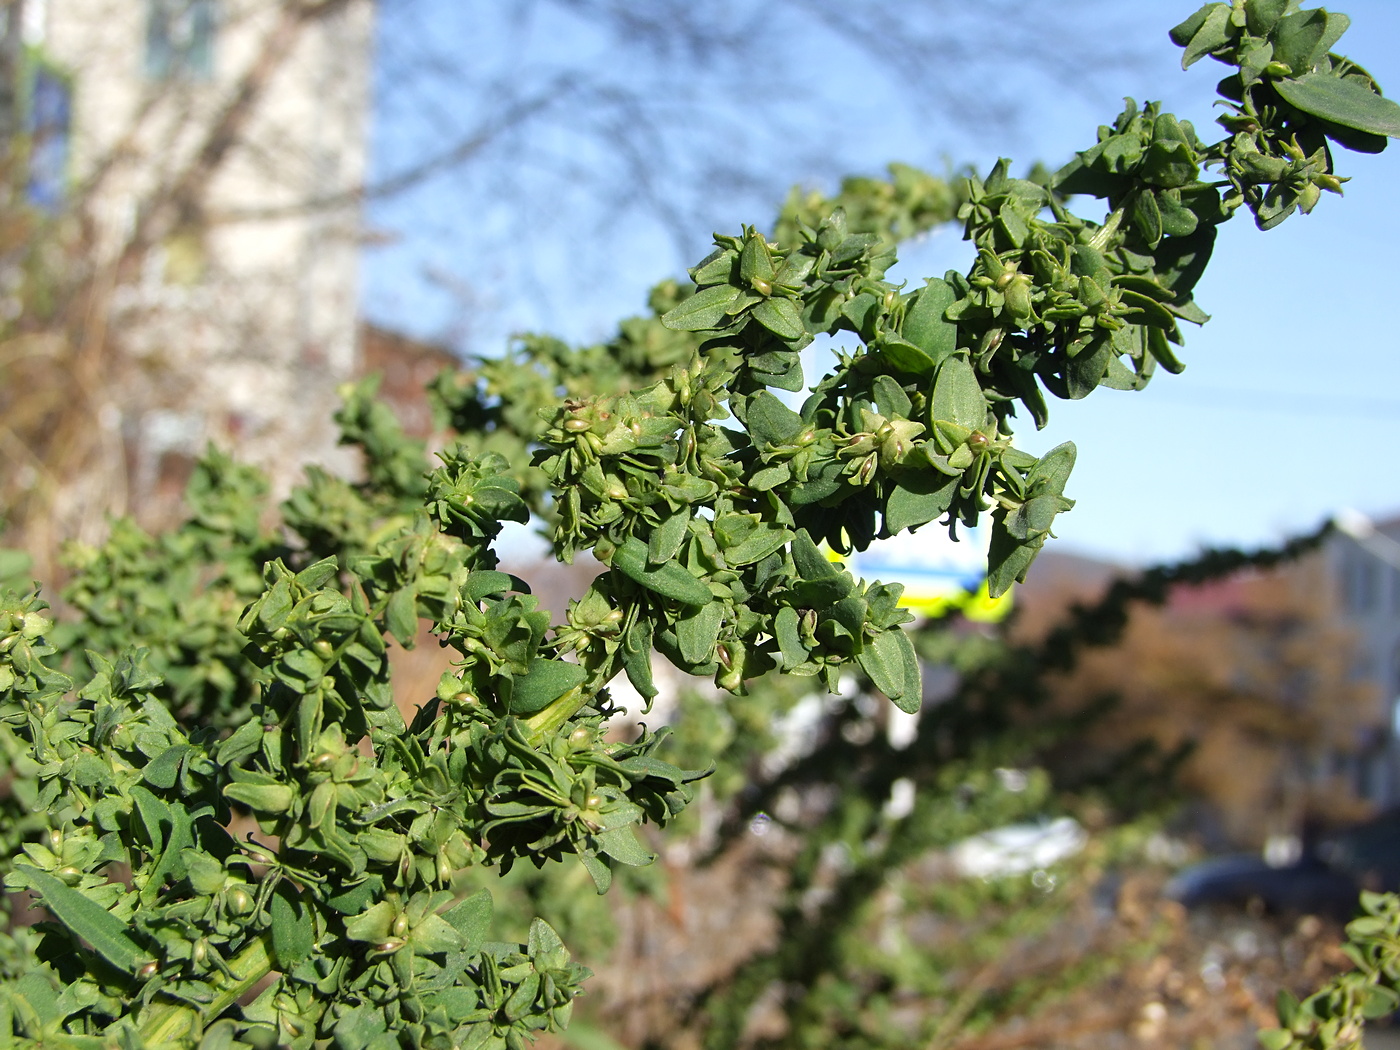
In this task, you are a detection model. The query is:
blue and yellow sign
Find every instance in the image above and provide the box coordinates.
[838,523,1012,622]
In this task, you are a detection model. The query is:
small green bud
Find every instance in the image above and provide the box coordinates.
[227,888,254,915]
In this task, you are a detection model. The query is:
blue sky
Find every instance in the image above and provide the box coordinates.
[362,1,1400,567]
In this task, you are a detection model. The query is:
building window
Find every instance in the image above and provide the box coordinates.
[25,60,70,212]
[1345,548,1378,613]
[146,0,216,81]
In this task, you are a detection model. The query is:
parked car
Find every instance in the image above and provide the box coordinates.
[1164,852,1360,920]
[1166,808,1400,920]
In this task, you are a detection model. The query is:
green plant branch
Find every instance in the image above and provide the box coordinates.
[136,935,275,1046]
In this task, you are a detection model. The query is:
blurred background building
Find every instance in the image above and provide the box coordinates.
[0,0,372,542]
[1328,514,1400,804]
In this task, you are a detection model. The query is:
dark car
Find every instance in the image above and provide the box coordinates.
[1166,808,1400,919]
[1164,852,1361,920]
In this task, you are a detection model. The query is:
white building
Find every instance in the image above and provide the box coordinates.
[14,0,373,526]
[1329,513,1400,804]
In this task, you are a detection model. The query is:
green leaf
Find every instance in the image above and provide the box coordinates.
[898,278,957,371]
[615,754,693,784]
[884,475,957,534]
[931,358,988,430]
[1316,11,1351,61]
[465,571,517,601]
[895,625,921,711]
[1156,190,1200,238]
[1272,8,1328,75]
[1065,334,1112,399]
[986,520,1040,599]
[676,602,723,666]
[130,784,171,856]
[224,782,295,814]
[257,578,294,632]
[689,247,737,286]
[1146,326,1187,374]
[621,617,657,703]
[744,391,806,448]
[611,536,712,607]
[871,375,912,419]
[385,586,418,648]
[875,336,938,378]
[442,889,493,957]
[751,297,806,341]
[791,529,841,582]
[739,231,775,285]
[1274,72,1400,138]
[509,658,586,716]
[724,524,793,566]
[133,789,200,903]
[295,557,339,590]
[647,511,690,567]
[661,283,744,331]
[326,876,384,916]
[774,607,808,671]
[594,825,655,867]
[1168,5,1213,47]
[10,971,59,1029]
[1131,189,1163,247]
[19,866,148,973]
[1244,0,1287,36]
[142,743,191,790]
[270,884,314,969]
[1363,985,1400,1019]
[528,916,568,968]
[749,463,791,491]
[344,901,396,943]
[1029,442,1077,497]
[830,593,867,638]
[1179,3,1232,69]
[841,291,881,338]
[580,851,612,894]
[858,628,906,702]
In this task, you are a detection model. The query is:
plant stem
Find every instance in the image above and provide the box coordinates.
[1086,204,1126,252]
[523,685,588,743]
[136,935,275,1045]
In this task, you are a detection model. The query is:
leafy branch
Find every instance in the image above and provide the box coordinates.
[0,3,1394,1046]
